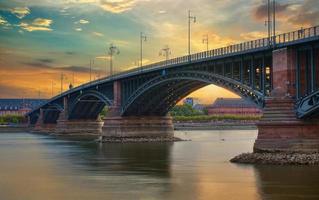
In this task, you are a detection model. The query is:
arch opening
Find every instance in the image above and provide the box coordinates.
[122,71,264,116]
[68,91,112,120]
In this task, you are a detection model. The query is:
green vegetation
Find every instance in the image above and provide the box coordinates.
[169,104,261,122]
[173,115,261,122]
[99,106,109,118]
[170,104,204,116]
[0,115,27,125]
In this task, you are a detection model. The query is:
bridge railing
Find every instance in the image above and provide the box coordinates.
[276,26,318,45]
[134,26,318,72]
[62,26,319,94]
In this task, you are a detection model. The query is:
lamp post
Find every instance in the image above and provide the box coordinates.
[265,0,276,46]
[202,34,209,51]
[108,43,120,77]
[51,80,56,97]
[273,0,276,46]
[265,0,271,46]
[140,32,147,71]
[60,72,64,95]
[89,58,94,82]
[159,45,171,66]
[188,10,196,61]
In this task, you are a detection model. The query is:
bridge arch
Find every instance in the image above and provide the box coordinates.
[68,90,112,120]
[43,103,64,124]
[122,71,264,116]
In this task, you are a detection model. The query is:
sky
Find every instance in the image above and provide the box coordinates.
[0,0,318,104]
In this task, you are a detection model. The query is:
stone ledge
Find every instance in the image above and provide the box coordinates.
[230,152,319,165]
[99,136,187,143]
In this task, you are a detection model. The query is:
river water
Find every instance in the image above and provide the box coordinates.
[0,130,318,200]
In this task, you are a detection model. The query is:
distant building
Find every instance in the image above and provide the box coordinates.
[0,99,47,116]
[207,98,262,116]
[193,104,207,112]
[183,97,200,107]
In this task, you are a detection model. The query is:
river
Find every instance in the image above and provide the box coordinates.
[0,130,318,200]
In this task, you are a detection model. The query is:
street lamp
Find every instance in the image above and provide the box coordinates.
[60,72,64,95]
[108,43,120,76]
[202,34,209,51]
[51,80,56,97]
[89,58,94,82]
[273,0,276,45]
[159,45,171,66]
[265,0,276,46]
[140,32,147,71]
[188,10,196,61]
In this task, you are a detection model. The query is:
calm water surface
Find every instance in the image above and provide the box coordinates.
[0,130,318,200]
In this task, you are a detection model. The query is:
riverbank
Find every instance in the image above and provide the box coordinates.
[174,121,257,130]
[100,136,186,143]
[0,125,29,133]
[230,152,319,165]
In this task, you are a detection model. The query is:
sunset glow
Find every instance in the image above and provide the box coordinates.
[0,0,318,103]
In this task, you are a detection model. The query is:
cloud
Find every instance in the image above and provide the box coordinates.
[64,65,93,73]
[287,0,319,27]
[37,58,54,63]
[10,7,30,19]
[75,28,82,31]
[92,31,104,37]
[95,55,110,60]
[252,0,318,27]
[99,0,137,13]
[240,31,268,41]
[23,61,52,69]
[158,10,166,14]
[32,18,53,27]
[75,19,90,24]
[65,51,76,55]
[19,22,53,32]
[18,18,53,32]
[253,1,290,21]
[0,15,10,27]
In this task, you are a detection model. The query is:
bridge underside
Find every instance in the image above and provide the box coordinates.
[123,80,207,116]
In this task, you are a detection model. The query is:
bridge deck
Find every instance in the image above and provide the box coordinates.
[27,25,319,116]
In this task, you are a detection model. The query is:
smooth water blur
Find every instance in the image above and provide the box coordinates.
[0,130,319,200]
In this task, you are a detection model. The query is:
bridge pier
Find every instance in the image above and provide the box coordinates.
[254,48,319,153]
[254,98,319,152]
[55,97,103,136]
[33,108,57,133]
[102,116,174,139]
[55,119,104,136]
[102,81,174,140]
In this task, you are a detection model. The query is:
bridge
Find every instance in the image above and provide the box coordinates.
[27,25,319,152]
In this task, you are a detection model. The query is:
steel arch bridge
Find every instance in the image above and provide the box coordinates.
[27,26,319,138]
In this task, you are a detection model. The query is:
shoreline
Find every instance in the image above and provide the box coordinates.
[230,152,319,165]
[0,125,29,133]
[0,123,257,133]
[99,136,186,143]
[174,121,257,130]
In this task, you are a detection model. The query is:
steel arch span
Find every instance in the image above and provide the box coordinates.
[68,90,112,120]
[121,71,264,116]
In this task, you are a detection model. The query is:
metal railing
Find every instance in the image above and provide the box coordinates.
[109,25,318,78]
[39,26,319,104]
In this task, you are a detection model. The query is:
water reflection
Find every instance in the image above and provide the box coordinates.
[1,131,319,200]
[70,142,173,177]
[254,165,319,200]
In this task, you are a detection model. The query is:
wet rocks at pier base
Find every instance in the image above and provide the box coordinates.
[230,152,319,165]
[98,137,189,143]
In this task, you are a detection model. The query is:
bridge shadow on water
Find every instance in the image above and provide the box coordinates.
[253,165,319,200]
[51,138,173,178]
